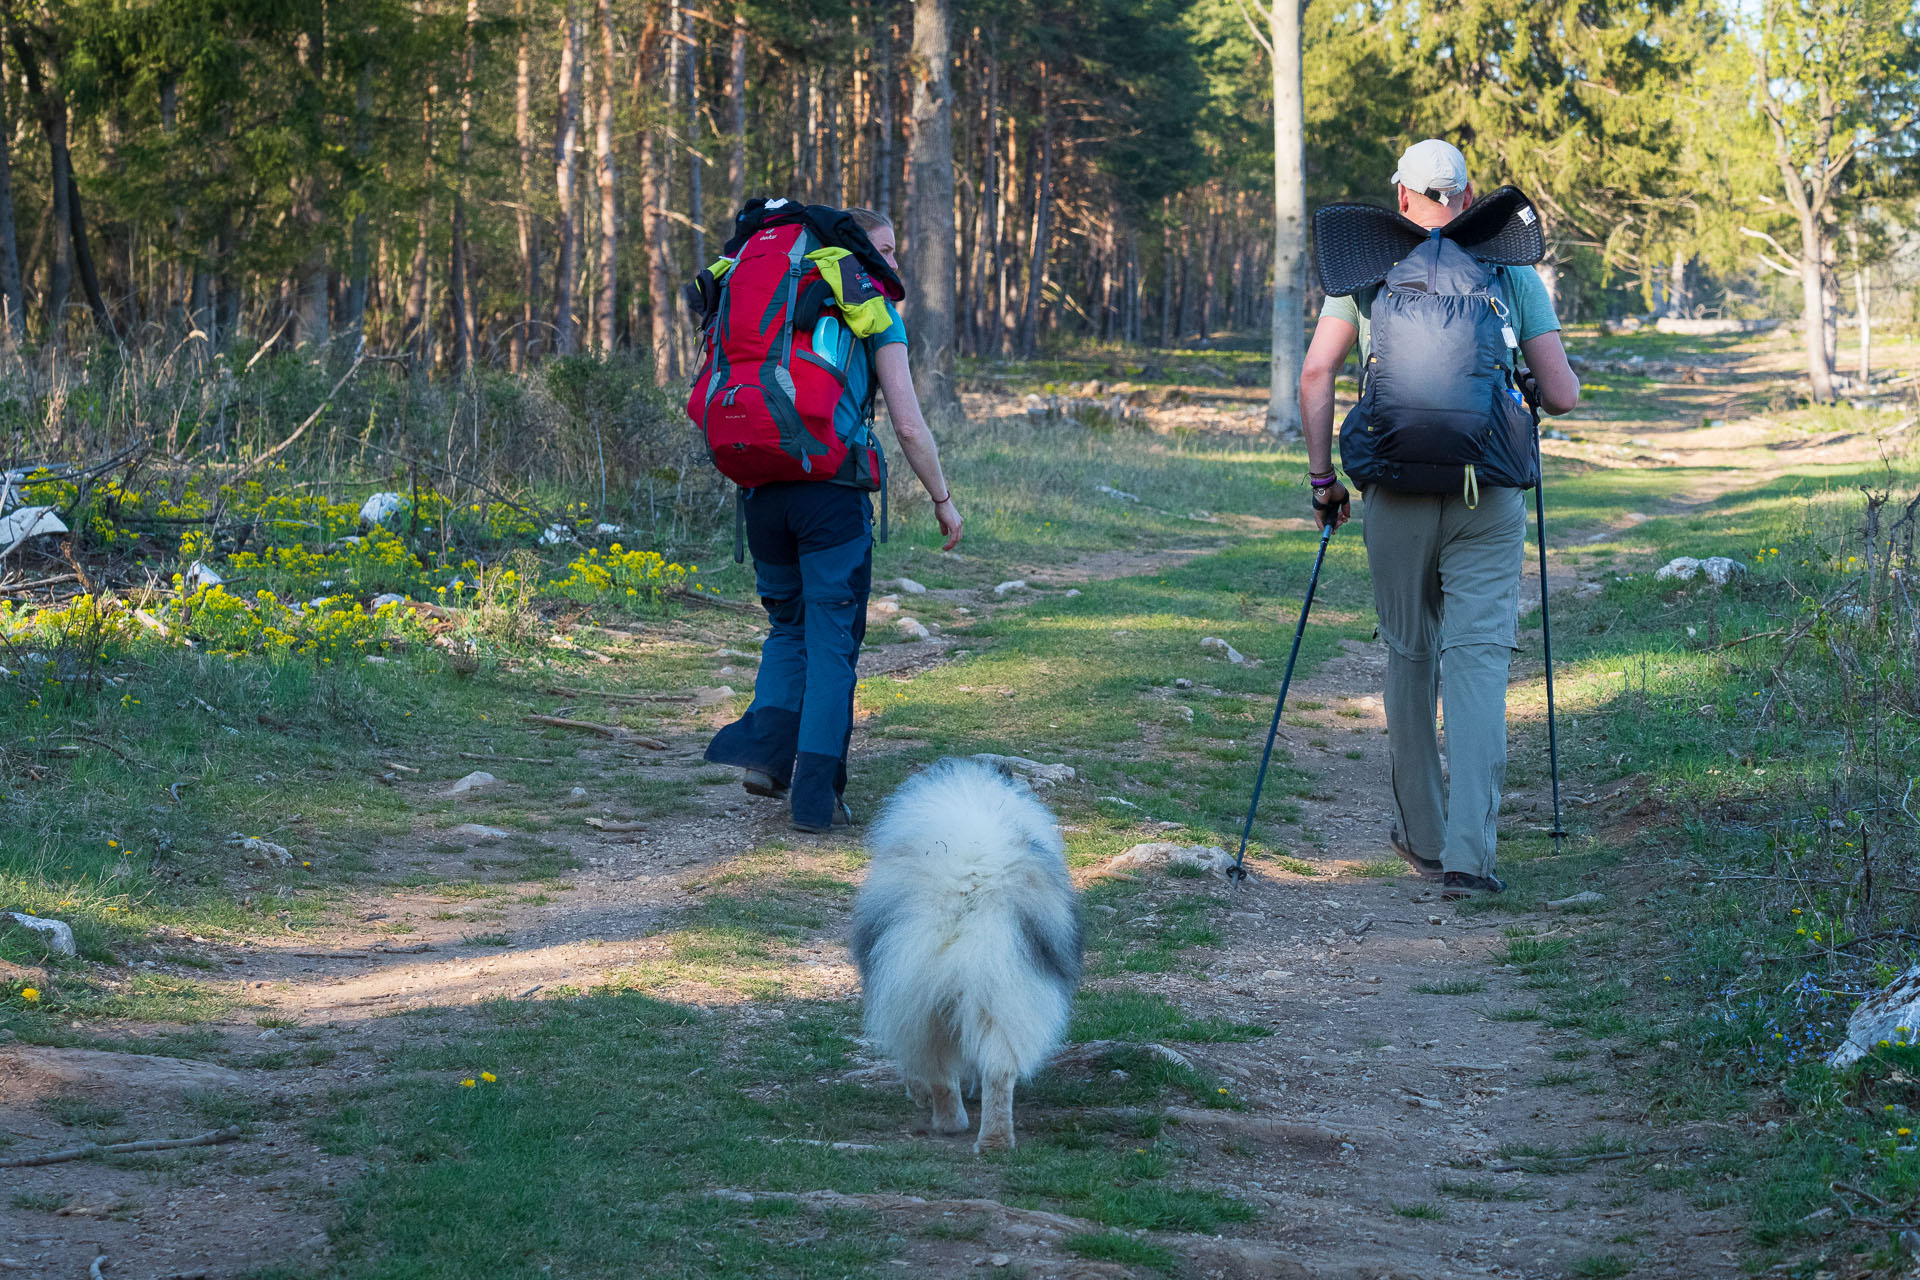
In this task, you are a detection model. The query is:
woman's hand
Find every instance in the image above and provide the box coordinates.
[934,497,963,550]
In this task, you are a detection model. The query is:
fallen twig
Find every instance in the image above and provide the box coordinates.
[668,586,756,614]
[459,751,558,765]
[542,685,695,704]
[90,1257,106,1280]
[0,573,77,595]
[0,1125,243,1168]
[524,713,668,749]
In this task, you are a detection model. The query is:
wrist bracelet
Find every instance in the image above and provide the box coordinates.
[1308,474,1337,488]
[930,490,951,504]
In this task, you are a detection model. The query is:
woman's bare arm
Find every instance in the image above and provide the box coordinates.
[874,342,962,549]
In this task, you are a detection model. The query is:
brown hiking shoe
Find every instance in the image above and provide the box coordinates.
[1389,827,1442,879]
[1440,870,1507,900]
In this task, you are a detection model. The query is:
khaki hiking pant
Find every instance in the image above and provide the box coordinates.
[1359,486,1526,879]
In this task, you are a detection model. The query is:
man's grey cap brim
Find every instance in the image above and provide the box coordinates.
[1313,186,1547,298]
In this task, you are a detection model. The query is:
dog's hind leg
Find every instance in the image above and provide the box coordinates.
[910,1016,970,1135]
[974,1069,1017,1152]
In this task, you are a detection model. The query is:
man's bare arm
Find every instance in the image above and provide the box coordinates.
[1519,330,1580,416]
[1299,317,1358,473]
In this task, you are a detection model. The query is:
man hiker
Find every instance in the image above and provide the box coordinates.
[700,206,963,833]
[1298,139,1581,898]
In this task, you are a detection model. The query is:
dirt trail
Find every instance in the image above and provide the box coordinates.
[1,353,1864,1278]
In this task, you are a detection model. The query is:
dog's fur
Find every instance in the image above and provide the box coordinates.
[849,758,1082,1151]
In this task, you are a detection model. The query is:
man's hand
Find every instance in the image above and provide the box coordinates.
[1514,368,1540,412]
[1312,480,1350,530]
[934,497,963,550]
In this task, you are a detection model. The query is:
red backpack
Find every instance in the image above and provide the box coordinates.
[685,202,902,492]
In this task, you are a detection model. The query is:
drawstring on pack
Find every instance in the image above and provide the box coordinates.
[1462,464,1480,510]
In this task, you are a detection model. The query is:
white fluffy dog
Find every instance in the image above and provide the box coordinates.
[850,757,1082,1151]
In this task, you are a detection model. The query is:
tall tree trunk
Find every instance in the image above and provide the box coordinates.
[14,29,70,345]
[822,69,841,209]
[1851,224,1870,386]
[971,38,996,356]
[450,0,479,372]
[1796,212,1834,403]
[875,16,893,220]
[595,0,617,353]
[906,0,961,421]
[513,0,537,370]
[294,20,328,351]
[1019,77,1051,360]
[641,25,677,385]
[728,7,746,212]
[684,4,703,267]
[552,0,582,356]
[404,86,438,361]
[1266,0,1306,435]
[346,60,374,345]
[0,41,22,345]
[1665,247,1689,317]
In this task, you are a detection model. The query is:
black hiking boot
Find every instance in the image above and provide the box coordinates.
[742,768,788,798]
[1389,827,1442,880]
[791,798,854,835]
[1440,870,1507,900]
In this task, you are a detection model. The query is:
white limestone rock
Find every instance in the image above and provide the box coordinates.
[1831,965,1920,1068]
[4,911,76,956]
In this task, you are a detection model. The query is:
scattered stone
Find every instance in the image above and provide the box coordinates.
[869,598,901,616]
[1547,891,1605,909]
[693,685,737,706]
[1201,636,1250,664]
[3,912,76,957]
[989,1254,1011,1268]
[1103,842,1236,876]
[370,592,408,608]
[227,835,291,866]
[1655,556,1747,586]
[1063,589,1080,598]
[0,505,67,547]
[184,559,224,590]
[568,787,588,799]
[448,824,510,840]
[1173,677,1194,689]
[358,492,406,526]
[444,771,500,795]
[993,579,1029,596]
[1100,795,1140,809]
[539,523,575,546]
[1094,483,1140,502]
[713,648,759,660]
[970,753,1076,787]
[895,577,927,595]
[953,605,972,615]
[1830,965,1920,1067]
[594,522,624,536]
[897,617,932,640]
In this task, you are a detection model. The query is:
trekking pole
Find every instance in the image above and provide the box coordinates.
[1228,520,1336,884]
[1524,387,1568,851]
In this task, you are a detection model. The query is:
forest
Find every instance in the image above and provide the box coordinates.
[0,0,1909,413]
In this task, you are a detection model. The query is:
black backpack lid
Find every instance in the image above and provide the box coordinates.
[1314,185,1545,298]
[721,198,907,303]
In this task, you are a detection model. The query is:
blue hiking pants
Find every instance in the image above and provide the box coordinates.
[704,483,872,828]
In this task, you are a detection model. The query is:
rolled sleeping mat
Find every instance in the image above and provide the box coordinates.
[1312,185,1547,298]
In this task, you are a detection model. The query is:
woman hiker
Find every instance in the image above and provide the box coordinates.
[703,207,964,833]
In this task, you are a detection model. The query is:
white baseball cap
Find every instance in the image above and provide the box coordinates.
[1391,139,1469,199]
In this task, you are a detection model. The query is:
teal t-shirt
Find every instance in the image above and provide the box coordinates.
[1319,264,1559,360]
[831,300,908,444]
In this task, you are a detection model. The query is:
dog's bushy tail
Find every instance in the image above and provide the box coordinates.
[851,759,1081,1083]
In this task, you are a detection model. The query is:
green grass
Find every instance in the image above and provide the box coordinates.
[1069,989,1271,1044]
[1064,1230,1178,1270]
[1390,1200,1448,1220]
[1569,1254,1635,1279]
[1411,979,1486,996]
